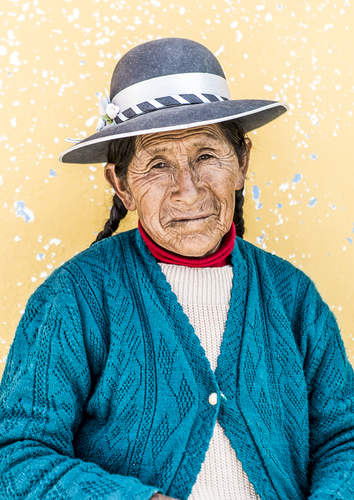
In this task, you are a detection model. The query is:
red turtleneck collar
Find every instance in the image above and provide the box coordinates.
[138,221,235,268]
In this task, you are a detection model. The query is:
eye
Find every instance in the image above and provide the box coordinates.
[151,162,168,169]
[198,153,213,161]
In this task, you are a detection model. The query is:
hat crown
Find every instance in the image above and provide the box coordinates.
[110,38,226,99]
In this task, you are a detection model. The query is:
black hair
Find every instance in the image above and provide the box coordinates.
[92,120,249,245]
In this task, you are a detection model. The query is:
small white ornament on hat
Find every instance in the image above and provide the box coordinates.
[105,103,119,120]
[96,89,120,131]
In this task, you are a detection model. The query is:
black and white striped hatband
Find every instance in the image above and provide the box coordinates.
[60,38,288,164]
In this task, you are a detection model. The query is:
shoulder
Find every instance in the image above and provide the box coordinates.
[235,237,315,322]
[236,237,307,284]
[29,229,140,306]
[235,239,339,356]
[64,227,138,274]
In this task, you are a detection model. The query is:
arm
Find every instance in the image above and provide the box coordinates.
[300,280,354,499]
[0,273,161,500]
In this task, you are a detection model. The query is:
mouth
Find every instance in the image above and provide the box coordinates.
[170,214,213,225]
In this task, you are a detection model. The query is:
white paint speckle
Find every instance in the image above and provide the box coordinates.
[279,183,289,192]
[256,229,266,245]
[68,8,80,22]
[230,20,238,28]
[264,85,273,91]
[36,253,45,261]
[308,198,317,208]
[9,52,21,66]
[0,46,7,56]
[7,30,16,41]
[85,116,97,127]
[14,235,21,242]
[49,238,61,246]
[39,272,48,278]
[10,117,17,128]
[256,5,265,10]
[214,46,225,57]
[265,13,273,21]
[179,6,185,15]
[235,30,243,42]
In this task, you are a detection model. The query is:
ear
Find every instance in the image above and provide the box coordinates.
[104,163,137,211]
[235,137,252,189]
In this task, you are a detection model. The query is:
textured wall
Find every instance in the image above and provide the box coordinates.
[1,0,353,377]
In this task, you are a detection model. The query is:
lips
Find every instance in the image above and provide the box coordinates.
[174,214,212,222]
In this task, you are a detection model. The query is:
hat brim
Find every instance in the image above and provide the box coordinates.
[59,99,288,164]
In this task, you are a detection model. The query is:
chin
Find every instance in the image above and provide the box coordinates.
[168,234,221,258]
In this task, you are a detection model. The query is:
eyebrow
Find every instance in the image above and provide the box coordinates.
[143,146,169,156]
[141,141,219,157]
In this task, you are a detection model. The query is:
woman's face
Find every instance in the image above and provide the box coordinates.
[106,124,251,257]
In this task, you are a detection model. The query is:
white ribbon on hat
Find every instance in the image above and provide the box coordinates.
[111,72,231,114]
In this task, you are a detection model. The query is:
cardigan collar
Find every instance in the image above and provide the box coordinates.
[138,220,236,268]
[125,229,300,500]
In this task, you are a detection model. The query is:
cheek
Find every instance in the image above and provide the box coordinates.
[203,164,238,200]
[131,178,168,220]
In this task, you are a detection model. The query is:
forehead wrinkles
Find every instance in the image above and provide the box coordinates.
[136,124,230,157]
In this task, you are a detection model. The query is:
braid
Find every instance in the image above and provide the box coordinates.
[92,136,137,245]
[233,187,245,238]
[218,120,249,240]
[93,194,128,244]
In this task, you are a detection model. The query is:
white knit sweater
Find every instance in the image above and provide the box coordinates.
[159,264,260,500]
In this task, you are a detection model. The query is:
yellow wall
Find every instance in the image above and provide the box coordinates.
[1,0,353,377]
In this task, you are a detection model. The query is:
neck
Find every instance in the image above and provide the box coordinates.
[138,222,236,268]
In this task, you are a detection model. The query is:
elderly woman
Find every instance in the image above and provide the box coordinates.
[0,38,353,500]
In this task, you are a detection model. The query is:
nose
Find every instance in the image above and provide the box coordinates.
[171,164,203,206]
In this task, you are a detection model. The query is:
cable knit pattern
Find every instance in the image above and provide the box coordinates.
[160,264,259,500]
[0,229,353,500]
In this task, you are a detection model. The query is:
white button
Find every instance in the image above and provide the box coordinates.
[208,392,218,406]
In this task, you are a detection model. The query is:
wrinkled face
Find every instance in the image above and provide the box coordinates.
[107,124,250,257]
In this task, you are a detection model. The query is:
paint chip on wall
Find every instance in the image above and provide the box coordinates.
[308,198,317,208]
[14,201,35,223]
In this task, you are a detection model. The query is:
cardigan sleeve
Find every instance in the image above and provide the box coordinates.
[300,279,354,500]
[0,272,160,500]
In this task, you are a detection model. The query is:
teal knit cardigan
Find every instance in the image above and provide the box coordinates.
[0,229,354,500]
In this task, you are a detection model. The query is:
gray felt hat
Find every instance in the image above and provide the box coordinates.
[59,38,288,164]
